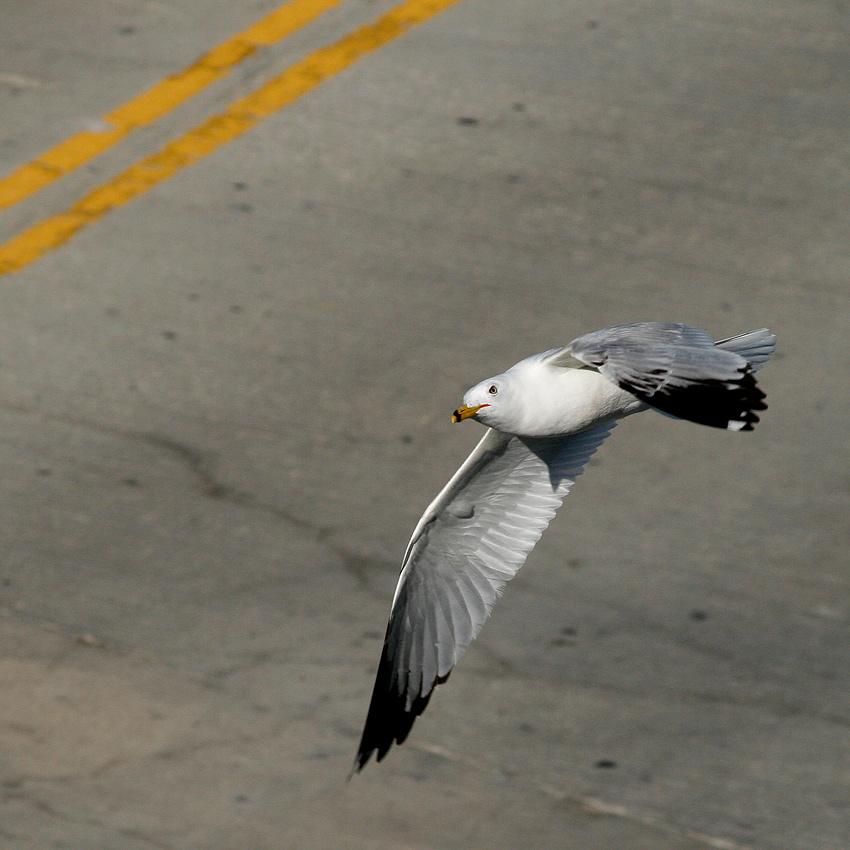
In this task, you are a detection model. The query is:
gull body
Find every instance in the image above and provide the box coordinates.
[460,350,647,437]
[353,322,776,774]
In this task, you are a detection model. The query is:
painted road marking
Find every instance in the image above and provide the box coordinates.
[0,0,462,276]
[0,0,344,211]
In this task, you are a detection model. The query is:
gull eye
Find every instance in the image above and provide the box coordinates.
[488,385,498,395]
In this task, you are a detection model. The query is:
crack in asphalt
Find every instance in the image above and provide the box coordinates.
[129,430,399,593]
[0,402,398,595]
[1,790,175,849]
[406,740,756,850]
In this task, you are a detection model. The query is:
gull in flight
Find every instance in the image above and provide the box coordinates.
[352,322,775,773]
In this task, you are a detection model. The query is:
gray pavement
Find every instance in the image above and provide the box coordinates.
[1,0,849,848]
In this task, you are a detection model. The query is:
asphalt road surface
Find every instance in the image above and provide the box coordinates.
[0,1,848,848]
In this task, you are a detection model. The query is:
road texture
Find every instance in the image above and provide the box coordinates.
[0,1,848,848]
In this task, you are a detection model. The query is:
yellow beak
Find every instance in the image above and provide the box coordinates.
[452,404,487,423]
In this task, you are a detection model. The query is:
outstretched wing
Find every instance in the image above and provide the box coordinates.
[353,422,615,772]
[560,322,773,431]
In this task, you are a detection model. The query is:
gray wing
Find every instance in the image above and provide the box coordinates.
[555,322,774,431]
[353,422,614,772]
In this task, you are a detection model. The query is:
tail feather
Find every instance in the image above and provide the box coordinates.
[714,328,776,372]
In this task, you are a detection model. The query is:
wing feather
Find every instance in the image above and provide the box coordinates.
[714,328,776,372]
[353,423,614,772]
[561,322,772,431]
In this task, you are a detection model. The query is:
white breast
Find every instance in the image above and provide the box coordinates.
[509,363,646,437]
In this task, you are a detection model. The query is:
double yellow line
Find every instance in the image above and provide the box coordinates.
[0,0,461,275]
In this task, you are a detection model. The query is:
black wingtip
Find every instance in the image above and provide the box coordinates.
[351,643,424,774]
[352,638,449,774]
[627,367,768,431]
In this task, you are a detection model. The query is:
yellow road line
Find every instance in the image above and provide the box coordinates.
[0,0,344,211]
[0,0,462,276]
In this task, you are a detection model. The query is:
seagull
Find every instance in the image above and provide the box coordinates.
[352,322,775,773]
